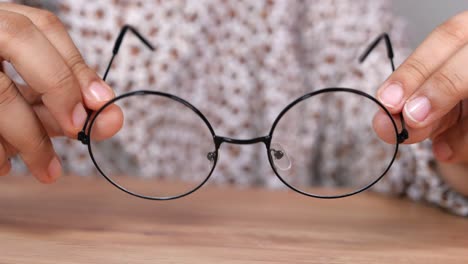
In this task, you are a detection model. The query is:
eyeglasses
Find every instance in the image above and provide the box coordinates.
[77,25,409,200]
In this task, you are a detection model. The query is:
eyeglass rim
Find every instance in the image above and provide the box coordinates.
[267,87,400,199]
[85,88,400,200]
[86,90,219,200]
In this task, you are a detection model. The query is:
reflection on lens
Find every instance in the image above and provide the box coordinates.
[270,90,398,197]
[88,93,216,199]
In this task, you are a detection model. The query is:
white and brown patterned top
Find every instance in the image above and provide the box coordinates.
[7,0,468,216]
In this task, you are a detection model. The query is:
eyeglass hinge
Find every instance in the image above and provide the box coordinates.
[77,131,90,145]
[397,129,409,144]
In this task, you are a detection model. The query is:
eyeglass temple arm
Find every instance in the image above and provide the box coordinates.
[103,25,156,81]
[77,25,155,144]
[358,33,408,143]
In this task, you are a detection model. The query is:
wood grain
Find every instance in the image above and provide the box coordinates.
[0,175,467,263]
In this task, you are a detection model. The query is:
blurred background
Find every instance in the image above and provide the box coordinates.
[393,0,468,49]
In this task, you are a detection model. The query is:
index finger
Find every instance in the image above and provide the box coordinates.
[0,10,85,137]
[0,3,115,110]
[376,11,468,113]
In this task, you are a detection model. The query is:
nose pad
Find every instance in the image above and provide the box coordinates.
[206,151,217,163]
[270,143,292,171]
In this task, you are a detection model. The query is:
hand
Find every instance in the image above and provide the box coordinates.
[0,4,123,182]
[373,11,468,194]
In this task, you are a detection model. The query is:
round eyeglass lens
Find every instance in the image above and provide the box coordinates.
[88,92,217,199]
[269,89,398,198]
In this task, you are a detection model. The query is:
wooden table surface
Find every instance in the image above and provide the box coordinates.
[0,176,467,264]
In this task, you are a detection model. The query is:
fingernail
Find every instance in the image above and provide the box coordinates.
[73,103,87,129]
[405,96,431,123]
[434,140,453,161]
[379,83,404,108]
[86,82,114,102]
[47,156,62,182]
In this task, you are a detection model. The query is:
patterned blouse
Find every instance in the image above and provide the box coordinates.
[7,0,468,216]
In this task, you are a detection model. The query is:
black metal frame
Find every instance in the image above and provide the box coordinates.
[77,25,409,200]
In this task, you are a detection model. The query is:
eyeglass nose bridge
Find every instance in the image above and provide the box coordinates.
[211,136,291,171]
[213,135,271,149]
